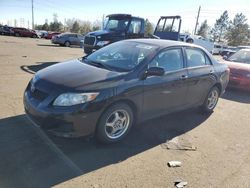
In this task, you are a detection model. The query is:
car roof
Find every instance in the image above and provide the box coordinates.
[123,38,204,50]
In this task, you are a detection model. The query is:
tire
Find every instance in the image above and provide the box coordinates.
[84,47,92,54]
[32,34,37,38]
[186,39,194,43]
[201,86,220,113]
[96,103,134,144]
[15,33,20,37]
[64,41,70,47]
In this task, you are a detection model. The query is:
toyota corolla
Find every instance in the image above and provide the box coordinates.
[24,39,229,143]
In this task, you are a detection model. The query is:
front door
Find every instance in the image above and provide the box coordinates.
[143,47,188,118]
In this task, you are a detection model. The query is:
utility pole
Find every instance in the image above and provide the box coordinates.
[31,0,34,29]
[194,6,201,35]
[102,14,105,29]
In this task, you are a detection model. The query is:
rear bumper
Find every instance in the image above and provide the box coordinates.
[24,91,102,138]
[228,76,250,91]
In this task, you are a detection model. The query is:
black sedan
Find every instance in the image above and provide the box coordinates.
[24,39,229,143]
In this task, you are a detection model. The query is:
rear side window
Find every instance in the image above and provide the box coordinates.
[149,48,184,72]
[129,19,142,34]
[186,48,211,67]
[69,34,77,38]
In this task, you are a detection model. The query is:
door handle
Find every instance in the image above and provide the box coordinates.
[180,75,188,80]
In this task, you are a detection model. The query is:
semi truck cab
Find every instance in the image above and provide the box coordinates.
[83,14,145,54]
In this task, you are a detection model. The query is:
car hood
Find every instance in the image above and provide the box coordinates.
[35,59,125,91]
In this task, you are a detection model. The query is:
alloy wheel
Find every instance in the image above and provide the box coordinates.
[104,109,130,139]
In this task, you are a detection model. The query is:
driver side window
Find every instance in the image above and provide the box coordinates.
[149,48,184,72]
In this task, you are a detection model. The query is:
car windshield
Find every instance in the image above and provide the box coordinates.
[104,17,130,31]
[227,50,250,64]
[84,41,158,72]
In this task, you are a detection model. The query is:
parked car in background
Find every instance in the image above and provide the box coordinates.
[51,33,84,47]
[238,46,250,50]
[12,27,38,38]
[0,25,14,35]
[212,43,224,55]
[220,46,238,58]
[180,34,214,53]
[45,31,61,39]
[223,49,250,91]
[24,39,229,143]
[35,30,48,38]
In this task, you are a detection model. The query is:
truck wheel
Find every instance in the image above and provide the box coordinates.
[186,39,194,43]
[96,103,134,144]
[84,48,92,54]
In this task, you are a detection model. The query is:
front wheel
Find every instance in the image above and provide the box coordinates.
[96,103,134,144]
[201,86,220,113]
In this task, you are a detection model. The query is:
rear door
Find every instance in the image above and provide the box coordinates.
[23,28,30,37]
[69,34,78,45]
[143,47,188,118]
[184,47,216,106]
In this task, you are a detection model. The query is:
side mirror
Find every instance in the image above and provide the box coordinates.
[146,67,165,77]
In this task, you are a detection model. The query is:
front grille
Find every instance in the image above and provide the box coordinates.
[30,88,48,101]
[84,35,96,46]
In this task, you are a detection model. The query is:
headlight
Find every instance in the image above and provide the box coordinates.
[96,41,110,46]
[53,92,99,106]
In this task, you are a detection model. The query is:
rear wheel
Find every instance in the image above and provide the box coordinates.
[96,103,134,144]
[201,86,220,113]
[64,41,70,47]
[32,34,37,38]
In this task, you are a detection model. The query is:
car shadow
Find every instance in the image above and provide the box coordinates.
[37,44,80,48]
[49,109,210,174]
[20,61,59,74]
[0,109,210,188]
[222,88,250,104]
[37,44,62,48]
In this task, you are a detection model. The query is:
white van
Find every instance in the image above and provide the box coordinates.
[212,43,223,55]
[180,34,214,54]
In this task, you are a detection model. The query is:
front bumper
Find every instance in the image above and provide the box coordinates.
[83,44,101,53]
[23,90,103,138]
